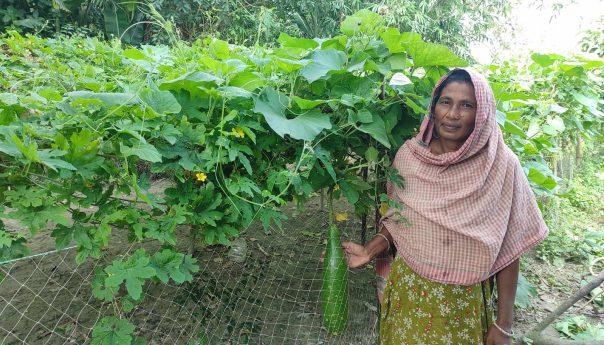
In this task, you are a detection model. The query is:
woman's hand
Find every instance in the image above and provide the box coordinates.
[341,241,372,268]
[485,325,512,345]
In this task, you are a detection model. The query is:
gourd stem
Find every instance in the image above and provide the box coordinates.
[327,186,335,225]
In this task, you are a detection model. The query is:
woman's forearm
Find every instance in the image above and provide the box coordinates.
[495,259,520,329]
[365,228,393,259]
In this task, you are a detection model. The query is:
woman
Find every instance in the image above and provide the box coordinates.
[343,69,548,345]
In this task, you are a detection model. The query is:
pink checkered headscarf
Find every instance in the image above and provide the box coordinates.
[381,68,548,285]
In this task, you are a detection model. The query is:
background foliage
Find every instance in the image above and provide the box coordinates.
[0,0,511,57]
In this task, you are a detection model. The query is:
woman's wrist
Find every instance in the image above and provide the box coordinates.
[493,321,514,337]
[365,233,391,259]
[495,316,513,329]
[374,233,390,252]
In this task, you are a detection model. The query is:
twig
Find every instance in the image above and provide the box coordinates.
[576,289,603,311]
[256,243,269,257]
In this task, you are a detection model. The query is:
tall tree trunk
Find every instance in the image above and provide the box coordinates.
[575,134,584,170]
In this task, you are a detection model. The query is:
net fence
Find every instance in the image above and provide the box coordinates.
[0,204,379,345]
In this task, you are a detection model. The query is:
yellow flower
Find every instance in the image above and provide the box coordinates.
[233,127,245,138]
[195,172,207,182]
[379,202,390,216]
[333,184,340,191]
[335,212,348,222]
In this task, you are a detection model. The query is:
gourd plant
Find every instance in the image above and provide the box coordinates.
[0,10,471,343]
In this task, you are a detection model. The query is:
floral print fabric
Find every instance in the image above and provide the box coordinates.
[380,257,494,345]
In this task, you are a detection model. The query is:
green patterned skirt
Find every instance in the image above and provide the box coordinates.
[379,257,494,345]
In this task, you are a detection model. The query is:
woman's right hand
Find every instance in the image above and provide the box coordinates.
[342,241,372,268]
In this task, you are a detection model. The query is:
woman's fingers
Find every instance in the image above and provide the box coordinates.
[341,241,361,253]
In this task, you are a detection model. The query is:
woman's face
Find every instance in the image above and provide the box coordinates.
[433,81,477,146]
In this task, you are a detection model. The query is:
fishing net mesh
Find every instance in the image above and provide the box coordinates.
[1,207,379,344]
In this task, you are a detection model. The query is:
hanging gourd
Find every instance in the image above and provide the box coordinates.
[321,189,348,335]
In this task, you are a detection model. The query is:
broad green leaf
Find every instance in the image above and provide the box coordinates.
[259,207,287,232]
[67,91,138,108]
[228,71,266,91]
[515,273,536,308]
[150,249,186,284]
[340,94,365,107]
[300,50,347,83]
[495,110,506,126]
[543,116,565,135]
[340,10,384,36]
[226,176,260,197]
[200,57,246,76]
[209,39,230,60]
[51,224,74,250]
[404,38,467,67]
[381,28,408,54]
[347,52,367,72]
[404,99,425,115]
[0,230,28,261]
[527,168,557,190]
[365,147,379,162]
[278,33,318,50]
[238,153,253,175]
[349,109,373,124]
[292,96,327,110]
[161,71,223,91]
[0,139,22,157]
[120,142,162,163]
[490,83,536,101]
[123,48,147,60]
[139,88,181,114]
[531,53,564,67]
[387,54,407,70]
[253,88,331,141]
[39,88,62,101]
[549,103,568,114]
[338,180,359,204]
[159,124,182,145]
[4,186,44,208]
[314,145,336,182]
[503,120,527,138]
[0,93,18,106]
[321,36,348,50]
[91,317,135,345]
[218,86,252,99]
[578,57,604,69]
[573,93,602,116]
[276,57,307,73]
[104,249,156,300]
[173,91,208,121]
[358,114,391,148]
[10,133,39,162]
[179,254,199,281]
[38,150,77,171]
[7,205,70,235]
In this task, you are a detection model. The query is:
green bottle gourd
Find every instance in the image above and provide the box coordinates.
[321,223,348,335]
